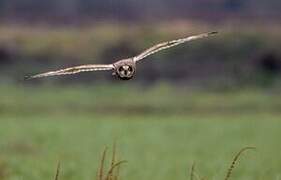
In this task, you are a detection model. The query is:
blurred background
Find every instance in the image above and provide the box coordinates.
[0,0,281,180]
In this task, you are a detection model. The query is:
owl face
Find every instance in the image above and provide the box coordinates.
[116,65,135,80]
[113,59,136,80]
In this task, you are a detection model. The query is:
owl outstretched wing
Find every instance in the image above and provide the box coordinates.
[25,64,114,80]
[133,31,218,62]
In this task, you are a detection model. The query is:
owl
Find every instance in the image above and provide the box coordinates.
[25,32,217,80]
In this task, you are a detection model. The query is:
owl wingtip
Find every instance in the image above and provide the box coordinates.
[208,31,218,35]
[24,75,33,80]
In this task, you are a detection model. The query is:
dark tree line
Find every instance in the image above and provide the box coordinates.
[0,0,280,23]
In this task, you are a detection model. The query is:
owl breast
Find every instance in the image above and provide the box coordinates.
[113,59,136,80]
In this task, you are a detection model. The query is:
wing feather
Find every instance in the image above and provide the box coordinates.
[133,31,218,62]
[25,64,114,80]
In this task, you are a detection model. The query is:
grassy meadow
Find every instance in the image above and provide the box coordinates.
[0,85,281,180]
[0,22,281,180]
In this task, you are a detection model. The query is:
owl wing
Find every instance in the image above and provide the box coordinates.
[133,31,218,62]
[25,64,114,80]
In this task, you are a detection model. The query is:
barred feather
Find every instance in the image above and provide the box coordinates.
[25,64,114,80]
[133,31,218,62]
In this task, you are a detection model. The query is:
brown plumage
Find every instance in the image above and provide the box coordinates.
[25,31,218,81]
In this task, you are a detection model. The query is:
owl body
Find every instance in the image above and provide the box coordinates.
[113,59,136,80]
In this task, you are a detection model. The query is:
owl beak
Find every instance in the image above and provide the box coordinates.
[123,66,129,70]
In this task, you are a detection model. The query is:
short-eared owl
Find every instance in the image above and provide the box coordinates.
[26,31,217,80]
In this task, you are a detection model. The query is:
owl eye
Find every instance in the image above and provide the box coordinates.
[118,67,124,71]
[128,66,133,72]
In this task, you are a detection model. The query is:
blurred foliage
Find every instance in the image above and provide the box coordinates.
[0,0,280,23]
[0,24,281,88]
[0,84,281,116]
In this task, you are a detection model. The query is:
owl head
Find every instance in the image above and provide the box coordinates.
[113,59,136,80]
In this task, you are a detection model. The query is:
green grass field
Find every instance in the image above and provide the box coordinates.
[0,85,281,180]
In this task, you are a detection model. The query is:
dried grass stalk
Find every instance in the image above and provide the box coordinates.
[97,144,126,180]
[224,147,256,180]
[54,162,61,180]
[98,147,108,180]
[190,162,196,180]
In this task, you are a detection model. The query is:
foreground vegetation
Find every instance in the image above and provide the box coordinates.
[54,146,255,180]
[1,112,280,180]
[0,85,280,180]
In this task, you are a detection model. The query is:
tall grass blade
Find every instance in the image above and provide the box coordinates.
[99,147,108,180]
[105,161,127,180]
[190,162,196,180]
[224,147,256,180]
[54,162,61,180]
